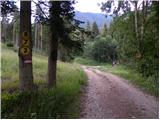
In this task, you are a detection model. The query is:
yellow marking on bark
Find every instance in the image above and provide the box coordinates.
[20,47,30,55]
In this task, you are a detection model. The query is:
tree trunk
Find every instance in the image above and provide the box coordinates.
[134,1,138,43]
[16,25,19,47]
[47,1,61,88]
[140,0,148,58]
[37,24,41,50]
[1,17,7,43]
[40,24,43,51]
[47,30,58,87]
[134,1,142,58]
[139,1,145,57]
[13,23,16,45]
[19,1,34,91]
[35,23,38,50]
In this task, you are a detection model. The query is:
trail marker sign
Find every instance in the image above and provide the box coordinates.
[20,31,32,63]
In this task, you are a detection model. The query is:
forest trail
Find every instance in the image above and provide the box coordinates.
[80,66,159,119]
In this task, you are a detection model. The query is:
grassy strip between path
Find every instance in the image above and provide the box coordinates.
[1,45,87,119]
[75,57,158,97]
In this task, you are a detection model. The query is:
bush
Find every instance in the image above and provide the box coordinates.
[6,42,14,47]
[83,42,94,58]
[74,57,99,65]
[91,37,117,63]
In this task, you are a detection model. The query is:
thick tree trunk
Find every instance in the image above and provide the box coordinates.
[47,2,61,88]
[47,30,58,87]
[19,1,34,91]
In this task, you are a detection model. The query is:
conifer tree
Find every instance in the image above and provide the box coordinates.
[86,21,91,31]
[48,1,78,87]
[91,21,99,38]
[101,23,107,37]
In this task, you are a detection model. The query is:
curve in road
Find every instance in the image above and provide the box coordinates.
[80,66,159,119]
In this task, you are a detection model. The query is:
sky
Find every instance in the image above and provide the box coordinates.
[13,0,137,23]
[73,0,106,13]
[13,0,106,23]
[15,0,106,13]
[15,0,139,14]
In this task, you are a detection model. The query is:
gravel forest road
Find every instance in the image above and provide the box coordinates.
[80,66,159,119]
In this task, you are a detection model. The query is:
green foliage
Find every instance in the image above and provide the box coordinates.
[82,35,117,63]
[95,64,159,97]
[59,29,85,62]
[6,42,14,47]
[86,21,91,31]
[2,92,38,118]
[1,45,47,88]
[101,23,108,37]
[91,21,99,38]
[83,42,94,58]
[106,2,159,84]
[91,36,117,62]
[109,12,136,64]
[74,57,158,96]
[74,57,99,66]
[138,2,159,80]
[2,46,87,118]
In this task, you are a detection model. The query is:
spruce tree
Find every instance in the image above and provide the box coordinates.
[101,23,107,37]
[91,21,99,38]
[86,21,91,31]
[48,1,78,87]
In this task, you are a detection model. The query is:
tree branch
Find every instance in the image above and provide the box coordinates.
[32,0,49,20]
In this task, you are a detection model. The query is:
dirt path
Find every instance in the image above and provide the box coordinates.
[80,66,159,119]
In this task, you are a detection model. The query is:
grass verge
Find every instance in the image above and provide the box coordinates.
[74,57,100,66]
[1,45,87,118]
[75,57,159,97]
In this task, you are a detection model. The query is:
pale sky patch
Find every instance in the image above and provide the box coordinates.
[73,0,106,13]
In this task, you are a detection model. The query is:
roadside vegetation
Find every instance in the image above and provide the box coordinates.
[75,57,158,97]
[73,2,158,97]
[2,45,87,118]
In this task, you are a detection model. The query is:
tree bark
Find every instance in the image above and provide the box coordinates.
[47,1,61,88]
[13,23,16,45]
[40,24,43,51]
[134,1,138,43]
[139,1,145,57]
[1,17,7,43]
[34,23,37,50]
[16,24,19,47]
[19,1,34,91]
[47,29,58,87]
[140,0,148,58]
